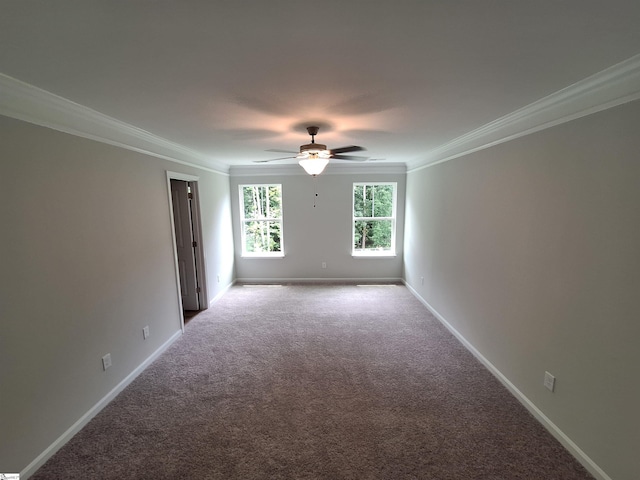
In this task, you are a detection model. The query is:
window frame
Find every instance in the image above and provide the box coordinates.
[238,183,284,258]
[352,182,397,257]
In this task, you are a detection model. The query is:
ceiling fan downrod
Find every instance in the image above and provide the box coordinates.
[306,126,319,143]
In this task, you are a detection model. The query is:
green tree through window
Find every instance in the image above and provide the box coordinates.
[240,184,283,255]
[353,183,396,254]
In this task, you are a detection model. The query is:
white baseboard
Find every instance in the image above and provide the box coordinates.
[21,330,183,479]
[402,281,612,480]
[235,277,403,284]
[208,280,235,308]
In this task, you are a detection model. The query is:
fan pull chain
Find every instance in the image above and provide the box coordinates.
[313,175,319,208]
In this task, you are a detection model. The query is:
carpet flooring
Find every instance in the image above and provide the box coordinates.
[32,284,594,479]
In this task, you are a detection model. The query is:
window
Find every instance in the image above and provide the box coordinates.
[353,182,397,256]
[239,184,283,256]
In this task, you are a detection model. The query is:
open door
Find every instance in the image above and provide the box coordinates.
[170,179,200,312]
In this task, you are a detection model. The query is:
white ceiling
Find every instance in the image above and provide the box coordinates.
[1,1,639,171]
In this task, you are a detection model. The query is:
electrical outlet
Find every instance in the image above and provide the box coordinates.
[544,371,556,392]
[322,262,327,269]
[421,276,424,285]
[102,353,112,371]
[217,274,220,283]
[143,325,150,339]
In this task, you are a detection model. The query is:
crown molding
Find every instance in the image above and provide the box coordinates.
[0,73,229,175]
[229,162,406,177]
[407,53,640,172]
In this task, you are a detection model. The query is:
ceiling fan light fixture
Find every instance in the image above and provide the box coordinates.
[298,154,329,176]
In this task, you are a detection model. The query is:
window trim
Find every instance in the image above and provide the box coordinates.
[352,182,397,257]
[239,183,284,258]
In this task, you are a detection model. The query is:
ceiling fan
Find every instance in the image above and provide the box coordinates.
[255,126,368,175]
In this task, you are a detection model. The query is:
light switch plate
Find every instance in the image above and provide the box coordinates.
[102,353,112,371]
[544,371,555,392]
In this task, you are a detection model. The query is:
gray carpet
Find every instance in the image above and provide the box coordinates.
[32,284,593,479]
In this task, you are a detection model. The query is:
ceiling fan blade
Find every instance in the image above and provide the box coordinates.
[265,148,299,154]
[253,156,296,163]
[330,145,366,154]
[331,155,369,161]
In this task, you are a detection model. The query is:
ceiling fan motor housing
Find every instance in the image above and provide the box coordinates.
[300,142,328,154]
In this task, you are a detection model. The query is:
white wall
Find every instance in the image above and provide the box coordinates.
[0,115,235,475]
[230,169,406,282]
[403,100,640,480]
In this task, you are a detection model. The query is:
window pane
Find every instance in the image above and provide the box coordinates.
[243,186,263,219]
[353,184,365,217]
[244,221,281,253]
[242,185,282,220]
[354,184,374,217]
[364,185,373,217]
[353,219,392,251]
[353,184,394,218]
[268,185,282,218]
[372,184,394,217]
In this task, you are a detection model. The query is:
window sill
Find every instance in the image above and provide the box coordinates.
[241,253,285,259]
[352,252,397,258]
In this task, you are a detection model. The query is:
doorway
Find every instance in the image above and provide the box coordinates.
[167,172,208,329]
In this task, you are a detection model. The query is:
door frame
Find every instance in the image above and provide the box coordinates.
[166,171,208,331]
